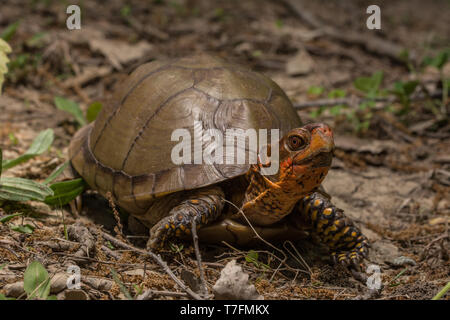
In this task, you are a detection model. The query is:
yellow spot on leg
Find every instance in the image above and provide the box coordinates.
[311,210,318,221]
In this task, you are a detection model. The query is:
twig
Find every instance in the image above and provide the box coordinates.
[190,219,209,297]
[50,252,142,267]
[219,242,301,281]
[283,240,312,275]
[222,199,290,281]
[282,0,416,64]
[127,19,169,41]
[293,90,443,110]
[89,227,203,300]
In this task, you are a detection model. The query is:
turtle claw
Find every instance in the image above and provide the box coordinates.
[147,186,225,251]
[331,242,369,270]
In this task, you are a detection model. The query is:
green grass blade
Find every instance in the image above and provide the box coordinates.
[44,178,85,206]
[43,161,69,185]
[0,212,23,223]
[0,21,20,41]
[111,268,133,300]
[432,281,450,300]
[0,176,54,201]
[54,96,86,126]
[2,129,54,170]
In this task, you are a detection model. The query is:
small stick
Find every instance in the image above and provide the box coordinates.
[222,199,289,281]
[293,91,442,110]
[89,227,203,300]
[283,240,312,275]
[191,219,209,297]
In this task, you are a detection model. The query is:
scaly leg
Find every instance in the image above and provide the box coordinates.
[296,192,370,266]
[147,186,225,250]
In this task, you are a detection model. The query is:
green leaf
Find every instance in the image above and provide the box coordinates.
[26,32,47,48]
[120,5,131,18]
[44,178,85,206]
[0,176,54,202]
[8,132,18,145]
[0,212,23,223]
[275,19,284,28]
[354,71,383,98]
[307,85,324,96]
[329,105,343,116]
[23,261,51,299]
[327,89,346,99]
[54,96,86,126]
[2,129,54,170]
[43,161,69,185]
[403,80,419,96]
[0,293,15,300]
[86,101,102,123]
[0,21,20,41]
[46,295,57,300]
[0,263,6,270]
[423,50,449,70]
[245,250,259,265]
[111,268,133,300]
[10,223,35,234]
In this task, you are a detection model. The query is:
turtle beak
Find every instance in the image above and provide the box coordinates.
[292,123,334,168]
[306,123,334,154]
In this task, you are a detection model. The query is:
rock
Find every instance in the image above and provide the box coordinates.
[390,256,416,267]
[83,276,113,291]
[213,260,263,300]
[359,225,381,242]
[3,281,25,298]
[369,240,400,265]
[63,289,89,300]
[181,269,202,293]
[286,49,314,76]
[50,273,70,294]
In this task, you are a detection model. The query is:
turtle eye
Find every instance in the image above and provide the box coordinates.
[288,135,306,151]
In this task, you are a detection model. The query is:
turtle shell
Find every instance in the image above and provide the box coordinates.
[69,54,301,214]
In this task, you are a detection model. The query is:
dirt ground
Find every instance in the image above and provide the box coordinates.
[0,0,449,300]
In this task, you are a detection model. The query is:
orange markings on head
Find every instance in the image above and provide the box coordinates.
[274,123,334,196]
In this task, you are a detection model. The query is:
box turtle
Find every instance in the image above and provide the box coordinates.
[69,54,369,266]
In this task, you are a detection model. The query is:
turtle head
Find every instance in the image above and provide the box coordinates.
[259,123,334,195]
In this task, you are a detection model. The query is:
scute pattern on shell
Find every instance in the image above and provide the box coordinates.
[69,54,302,214]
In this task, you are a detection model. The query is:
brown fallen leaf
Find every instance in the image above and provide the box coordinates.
[89,38,152,70]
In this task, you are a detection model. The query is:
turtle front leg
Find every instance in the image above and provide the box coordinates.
[296,192,370,267]
[147,186,225,250]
